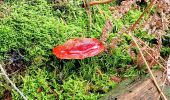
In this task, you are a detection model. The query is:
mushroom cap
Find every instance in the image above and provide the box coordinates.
[53,38,104,59]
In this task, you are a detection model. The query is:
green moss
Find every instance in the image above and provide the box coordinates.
[0,0,168,99]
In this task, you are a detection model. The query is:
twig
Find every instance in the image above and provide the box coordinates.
[143,49,166,70]
[128,0,155,31]
[161,70,167,90]
[83,0,92,30]
[83,0,113,7]
[167,56,170,83]
[101,19,113,42]
[159,70,167,100]
[126,0,168,99]
[0,64,27,100]
[136,38,166,63]
[95,5,108,22]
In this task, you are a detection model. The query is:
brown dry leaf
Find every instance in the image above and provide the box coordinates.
[136,46,159,67]
[37,87,43,93]
[143,0,170,36]
[128,42,137,65]
[143,14,168,35]
[109,37,121,49]
[110,0,137,19]
[129,41,160,67]
[3,90,12,100]
[0,0,3,4]
[110,76,122,83]
[136,50,144,67]
[101,19,113,42]
[128,49,136,60]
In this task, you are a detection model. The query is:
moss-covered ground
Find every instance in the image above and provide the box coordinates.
[0,0,169,99]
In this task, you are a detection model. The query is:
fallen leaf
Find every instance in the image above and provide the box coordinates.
[110,76,122,83]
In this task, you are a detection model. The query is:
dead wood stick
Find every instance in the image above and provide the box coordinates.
[143,49,166,70]
[137,38,166,63]
[84,0,112,7]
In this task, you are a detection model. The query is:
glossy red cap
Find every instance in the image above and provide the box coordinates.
[53,38,104,59]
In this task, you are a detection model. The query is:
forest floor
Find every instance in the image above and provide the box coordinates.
[0,0,169,100]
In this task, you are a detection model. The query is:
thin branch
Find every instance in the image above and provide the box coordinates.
[136,38,166,63]
[83,0,92,30]
[83,0,113,7]
[143,49,166,70]
[0,64,27,100]
[159,70,167,99]
[161,70,167,91]
[128,0,156,32]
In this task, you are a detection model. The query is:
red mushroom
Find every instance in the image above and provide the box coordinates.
[53,38,104,59]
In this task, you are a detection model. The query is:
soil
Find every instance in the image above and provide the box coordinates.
[2,90,12,100]
[4,48,27,74]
